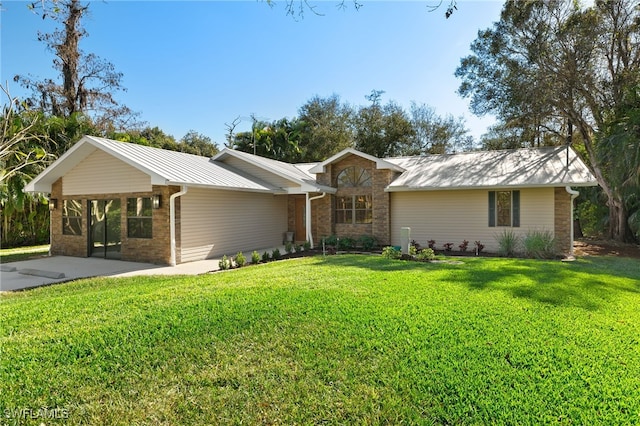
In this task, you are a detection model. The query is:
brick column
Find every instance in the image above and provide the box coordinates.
[554,187,572,254]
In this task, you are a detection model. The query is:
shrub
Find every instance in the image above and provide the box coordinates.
[234,251,246,267]
[459,240,469,252]
[323,235,338,246]
[428,240,436,250]
[218,255,231,270]
[338,237,356,251]
[284,241,293,254]
[251,250,261,264]
[474,241,484,254]
[443,243,453,252]
[409,244,418,256]
[381,246,402,259]
[410,239,421,250]
[271,248,281,260]
[358,235,378,251]
[303,240,311,250]
[497,229,520,257]
[416,248,435,261]
[523,230,557,259]
[262,251,270,262]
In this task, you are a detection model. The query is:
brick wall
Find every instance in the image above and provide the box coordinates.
[311,154,397,246]
[554,187,572,254]
[50,179,182,265]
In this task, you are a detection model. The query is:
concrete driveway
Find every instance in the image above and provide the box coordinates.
[0,256,221,292]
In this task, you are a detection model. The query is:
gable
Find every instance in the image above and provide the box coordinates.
[63,149,151,195]
[221,156,300,190]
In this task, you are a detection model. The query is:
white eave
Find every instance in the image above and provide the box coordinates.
[308,148,405,174]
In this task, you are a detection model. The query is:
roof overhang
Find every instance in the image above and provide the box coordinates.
[385,182,599,192]
[24,135,168,193]
[308,148,405,174]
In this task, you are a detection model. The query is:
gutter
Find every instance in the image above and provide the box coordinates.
[170,185,188,266]
[306,192,327,248]
[565,186,580,257]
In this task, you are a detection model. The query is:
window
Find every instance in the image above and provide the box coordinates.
[336,166,371,188]
[127,197,152,238]
[489,190,520,227]
[335,195,373,224]
[62,199,83,235]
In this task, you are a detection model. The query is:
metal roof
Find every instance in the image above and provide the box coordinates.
[25,136,281,193]
[385,146,597,191]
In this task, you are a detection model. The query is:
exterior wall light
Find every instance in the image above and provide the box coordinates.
[152,194,161,209]
[49,198,58,211]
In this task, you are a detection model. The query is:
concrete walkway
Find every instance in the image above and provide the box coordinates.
[1,245,287,292]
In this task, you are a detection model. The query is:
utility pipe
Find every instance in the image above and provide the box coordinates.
[170,185,188,266]
[306,192,327,248]
[565,186,580,257]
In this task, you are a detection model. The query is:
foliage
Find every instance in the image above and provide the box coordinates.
[230,118,302,163]
[474,241,485,254]
[262,251,270,262]
[443,242,453,252]
[496,229,520,257]
[271,248,281,260]
[303,240,311,250]
[284,241,294,254]
[337,237,356,251]
[15,0,136,131]
[407,102,473,154]
[428,240,436,250]
[357,235,377,251]
[381,245,402,259]
[234,251,246,268]
[458,240,469,252]
[2,256,639,424]
[410,239,421,250]
[251,250,261,265]
[456,0,640,242]
[218,255,231,270]
[0,244,50,263]
[323,235,338,247]
[297,94,354,161]
[416,248,436,261]
[522,230,557,259]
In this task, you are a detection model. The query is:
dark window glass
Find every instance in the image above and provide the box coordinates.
[62,199,82,236]
[127,197,152,238]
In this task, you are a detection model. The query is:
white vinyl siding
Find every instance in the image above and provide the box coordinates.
[180,187,287,262]
[390,188,554,253]
[63,149,151,195]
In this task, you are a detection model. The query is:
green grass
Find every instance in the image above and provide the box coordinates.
[1,255,639,425]
[0,244,50,263]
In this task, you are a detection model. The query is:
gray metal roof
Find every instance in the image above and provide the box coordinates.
[385,146,597,191]
[26,136,280,193]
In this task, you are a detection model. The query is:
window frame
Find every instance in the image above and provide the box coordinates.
[336,166,372,188]
[126,197,153,239]
[62,199,83,236]
[489,190,520,228]
[335,194,373,224]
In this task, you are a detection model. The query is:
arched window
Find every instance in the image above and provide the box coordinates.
[335,166,373,224]
[336,166,372,188]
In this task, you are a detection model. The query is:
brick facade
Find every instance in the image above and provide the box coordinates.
[309,154,398,246]
[50,178,182,265]
[554,187,572,254]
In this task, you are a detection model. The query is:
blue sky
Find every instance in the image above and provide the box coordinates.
[2,1,503,147]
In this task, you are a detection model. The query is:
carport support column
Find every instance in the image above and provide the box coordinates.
[170,185,188,266]
[565,186,579,257]
[306,192,326,248]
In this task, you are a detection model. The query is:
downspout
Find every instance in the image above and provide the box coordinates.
[170,185,188,266]
[306,192,326,248]
[565,186,580,257]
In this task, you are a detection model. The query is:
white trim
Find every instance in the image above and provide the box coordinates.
[170,185,188,266]
[308,148,405,174]
[385,182,598,192]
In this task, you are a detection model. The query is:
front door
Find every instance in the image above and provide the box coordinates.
[89,199,122,259]
[295,197,306,243]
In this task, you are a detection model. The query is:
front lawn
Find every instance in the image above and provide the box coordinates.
[0,244,50,263]
[1,255,639,424]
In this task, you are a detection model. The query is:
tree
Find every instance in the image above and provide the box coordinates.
[297,94,354,161]
[408,102,473,154]
[14,0,135,131]
[177,131,219,157]
[456,0,640,242]
[231,118,302,162]
[353,91,414,157]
